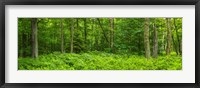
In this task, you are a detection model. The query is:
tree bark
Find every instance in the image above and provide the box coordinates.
[93,19,99,50]
[174,18,181,55]
[166,18,172,55]
[31,18,38,58]
[22,19,26,57]
[91,18,95,51]
[162,31,165,53]
[172,33,178,55]
[144,18,150,59]
[97,18,109,43]
[70,18,74,53]
[22,30,27,57]
[84,18,87,50]
[110,18,114,52]
[60,18,64,53]
[153,19,158,58]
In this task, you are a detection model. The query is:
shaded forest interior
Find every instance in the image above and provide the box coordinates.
[18,18,182,70]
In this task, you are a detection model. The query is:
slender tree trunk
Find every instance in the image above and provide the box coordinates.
[43,23,47,53]
[22,29,26,57]
[20,27,23,57]
[153,19,158,58]
[53,27,55,52]
[27,29,30,56]
[91,18,95,51]
[84,18,87,50]
[29,23,32,56]
[70,18,74,53]
[180,40,182,55]
[166,18,172,55]
[110,18,114,52]
[174,18,181,55]
[20,20,26,57]
[172,33,178,55]
[51,29,54,53]
[97,18,109,43]
[60,18,64,53]
[138,33,141,54]
[144,18,150,59]
[162,31,165,53]
[22,19,26,57]
[31,18,38,58]
[93,19,98,50]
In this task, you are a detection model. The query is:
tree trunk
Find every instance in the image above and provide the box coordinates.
[84,18,87,50]
[174,18,181,55]
[22,19,26,57]
[31,18,38,58]
[97,18,109,43]
[91,18,95,51]
[166,18,172,55]
[110,18,114,52]
[180,40,182,55]
[153,19,158,58]
[60,18,64,53]
[172,33,178,55]
[144,18,150,59]
[70,18,74,53]
[93,19,98,50]
[22,30,26,57]
[20,29,23,57]
[162,31,165,52]
[53,27,54,52]
[138,33,141,54]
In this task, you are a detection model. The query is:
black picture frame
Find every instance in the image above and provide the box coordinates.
[0,0,199,88]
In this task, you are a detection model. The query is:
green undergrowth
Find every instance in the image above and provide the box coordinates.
[18,51,182,70]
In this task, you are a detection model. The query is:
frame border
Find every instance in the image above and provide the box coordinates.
[0,0,199,88]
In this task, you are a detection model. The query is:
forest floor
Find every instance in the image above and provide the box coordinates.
[18,51,182,70]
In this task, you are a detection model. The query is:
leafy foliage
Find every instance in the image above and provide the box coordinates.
[18,51,182,70]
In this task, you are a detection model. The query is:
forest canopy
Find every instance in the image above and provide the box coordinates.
[18,18,182,70]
